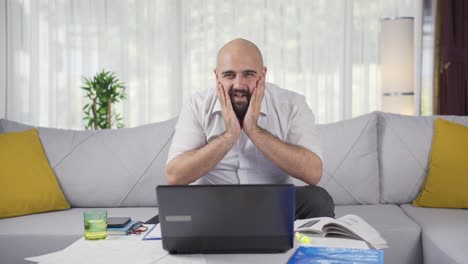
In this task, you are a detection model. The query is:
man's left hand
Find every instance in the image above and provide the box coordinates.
[243,76,265,137]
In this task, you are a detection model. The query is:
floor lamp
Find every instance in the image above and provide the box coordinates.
[380,17,415,115]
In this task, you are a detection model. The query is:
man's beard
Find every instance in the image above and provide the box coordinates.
[229,88,251,120]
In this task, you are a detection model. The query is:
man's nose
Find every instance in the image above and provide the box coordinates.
[233,75,247,89]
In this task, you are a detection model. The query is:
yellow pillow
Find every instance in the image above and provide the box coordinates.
[0,129,70,218]
[413,118,468,208]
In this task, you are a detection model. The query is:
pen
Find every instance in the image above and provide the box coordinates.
[295,232,312,244]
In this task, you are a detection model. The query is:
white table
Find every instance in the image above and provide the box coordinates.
[26,226,368,264]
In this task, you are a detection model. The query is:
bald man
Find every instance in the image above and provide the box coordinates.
[162,38,334,220]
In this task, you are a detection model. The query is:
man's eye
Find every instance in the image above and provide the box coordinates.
[245,72,255,77]
[223,74,234,79]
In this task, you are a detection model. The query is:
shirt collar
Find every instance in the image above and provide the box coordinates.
[212,87,268,116]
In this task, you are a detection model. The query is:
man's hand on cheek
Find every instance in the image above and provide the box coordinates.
[217,82,241,143]
[243,76,265,137]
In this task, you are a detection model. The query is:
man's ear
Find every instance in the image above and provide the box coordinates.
[262,67,268,79]
[214,69,219,81]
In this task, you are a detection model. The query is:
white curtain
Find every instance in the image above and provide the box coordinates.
[3,0,418,129]
[0,0,6,118]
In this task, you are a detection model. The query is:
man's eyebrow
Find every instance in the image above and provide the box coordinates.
[221,70,258,75]
[221,70,236,75]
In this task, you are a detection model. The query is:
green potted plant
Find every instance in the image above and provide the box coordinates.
[81,70,127,130]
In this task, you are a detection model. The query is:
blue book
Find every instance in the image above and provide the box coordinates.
[288,246,384,264]
[107,220,137,236]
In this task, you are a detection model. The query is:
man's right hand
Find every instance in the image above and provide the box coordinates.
[166,83,240,185]
[217,82,241,144]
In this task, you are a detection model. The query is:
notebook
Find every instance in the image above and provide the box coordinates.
[107,220,137,235]
[288,246,384,264]
[156,184,295,254]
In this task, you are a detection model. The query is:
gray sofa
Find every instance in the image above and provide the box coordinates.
[1,111,467,264]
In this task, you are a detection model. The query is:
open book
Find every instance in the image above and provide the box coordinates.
[294,214,388,249]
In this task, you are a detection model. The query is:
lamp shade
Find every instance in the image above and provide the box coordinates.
[380,17,414,115]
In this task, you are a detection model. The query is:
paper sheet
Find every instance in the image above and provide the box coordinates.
[25,225,206,264]
[154,254,206,264]
[143,224,162,240]
[25,250,67,263]
[26,239,167,264]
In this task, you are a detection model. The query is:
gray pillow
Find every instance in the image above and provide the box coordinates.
[378,112,468,204]
[294,112,380,205]
[0,118,176,207]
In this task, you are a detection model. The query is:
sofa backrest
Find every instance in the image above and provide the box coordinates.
[4,111,467,208]
[378,112,468,204]
[294,112,380,205]
[0,118,176,207]
[1,113,381,207]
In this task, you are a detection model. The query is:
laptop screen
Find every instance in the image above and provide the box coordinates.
[156,184,295,254]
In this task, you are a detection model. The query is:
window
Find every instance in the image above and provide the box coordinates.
[3,0,421,128]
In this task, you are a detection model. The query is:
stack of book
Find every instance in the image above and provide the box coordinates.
[290,214,388,264]
[107,220,138,236]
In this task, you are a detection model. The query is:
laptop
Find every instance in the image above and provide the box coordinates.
[156,184,295,254]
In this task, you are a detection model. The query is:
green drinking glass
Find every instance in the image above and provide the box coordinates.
[83,210,107,240]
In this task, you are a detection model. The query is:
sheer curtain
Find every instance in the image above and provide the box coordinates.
[5,0,179,128]
[3,0,418,129]
[1,0,5,118]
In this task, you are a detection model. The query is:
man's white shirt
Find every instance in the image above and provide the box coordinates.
[167,82,322,185]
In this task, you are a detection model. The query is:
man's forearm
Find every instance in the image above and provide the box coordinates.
[166,132,237,185]
[247,127,322,185]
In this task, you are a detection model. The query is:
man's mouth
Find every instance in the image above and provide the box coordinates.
[230,89,249,101]
[228,88,251,119]
[233,91,247,98]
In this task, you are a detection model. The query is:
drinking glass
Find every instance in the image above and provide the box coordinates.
[84,210,107,240]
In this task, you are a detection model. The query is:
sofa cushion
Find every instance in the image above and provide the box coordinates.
[0,118,176,207]
[0,129,70,218]
[336,204,422,264]
[400,204,468,264]
[295,112,380,205]
[378,112,468,204]
[413,118,468,208]
[0,207,158,264]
